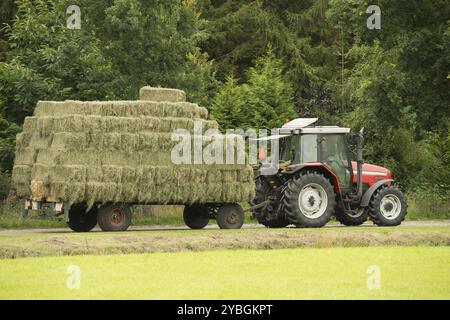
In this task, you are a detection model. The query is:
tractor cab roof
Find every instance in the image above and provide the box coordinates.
[253,118,351,141]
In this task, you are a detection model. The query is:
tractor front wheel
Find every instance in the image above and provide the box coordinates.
[67,203,98,232]
[97,203,132,232]
[217,204,244,229]
[369,186,407,226]
[283,172,335,228]
[183,204,210,229]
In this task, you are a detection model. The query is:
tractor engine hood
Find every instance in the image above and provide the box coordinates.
[351,161,391,186]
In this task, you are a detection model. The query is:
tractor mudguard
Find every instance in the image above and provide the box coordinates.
[283,163,342,194]
[360,179,394,207]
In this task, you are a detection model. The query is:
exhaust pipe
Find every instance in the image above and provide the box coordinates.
[354,127,364,202]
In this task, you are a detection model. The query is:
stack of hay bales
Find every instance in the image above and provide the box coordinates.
[11,86,255,206]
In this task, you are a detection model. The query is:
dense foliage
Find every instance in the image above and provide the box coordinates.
[0,0,448,202]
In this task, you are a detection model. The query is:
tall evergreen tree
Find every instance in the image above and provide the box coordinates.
[211,49,296,130]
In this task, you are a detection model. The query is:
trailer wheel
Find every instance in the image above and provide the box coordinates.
[183,204,210,229]
[369,185,407,226]
[217,204,244,229]
[97,203,132,232]
[67,203,98,232]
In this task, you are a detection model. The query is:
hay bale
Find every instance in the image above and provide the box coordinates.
[35,100,208,119]
[13,147,38,166]
[139,86,186,102]
[15,133,32,150]
[31,180,49,200]
[30,115,218,137]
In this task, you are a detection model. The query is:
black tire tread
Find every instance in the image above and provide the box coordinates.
[252,177,289,228]
[217,204,244,229]
[97,203,132,232]
[183,204,210,229]
[66,203,98,232]
[335,207,369,226]
[283,171,336,228]
[368,185,408,226]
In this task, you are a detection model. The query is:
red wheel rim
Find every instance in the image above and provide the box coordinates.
[109,208,125,226]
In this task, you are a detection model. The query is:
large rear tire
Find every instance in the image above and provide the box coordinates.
[369,185,407,226]
[67,203,98,232]
[97,203,132,232]
[283,172,335,228]
[335,207,369,226]
[217,204,244,229]
[183,204,210,229]
[252,177,289,228]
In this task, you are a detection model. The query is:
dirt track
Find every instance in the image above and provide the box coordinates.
[0,219,449,235]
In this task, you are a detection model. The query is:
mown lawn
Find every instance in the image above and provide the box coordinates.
[0,246,448,299]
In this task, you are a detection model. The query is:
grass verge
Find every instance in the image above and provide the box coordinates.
[0,225,449,259]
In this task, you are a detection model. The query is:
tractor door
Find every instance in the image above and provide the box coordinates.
[318,134,352,191]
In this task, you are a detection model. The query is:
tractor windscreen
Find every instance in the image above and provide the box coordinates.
[279,134,318,164]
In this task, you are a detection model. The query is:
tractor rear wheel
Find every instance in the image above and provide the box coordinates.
[252,177,289,228]
[67,203,98,232]
[217,204,244,229]
[369,185,407,226]
[97,203,132,232]
[183,204,210,229]
[335,207,369,226]
[283,172,335,228]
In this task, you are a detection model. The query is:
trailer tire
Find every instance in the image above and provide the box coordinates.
[97,203,132,232]
[67,203,98,232]
[217,204,244,229]
[183,204,210,229]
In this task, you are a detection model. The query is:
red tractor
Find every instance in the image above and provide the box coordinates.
[251,118,408,228]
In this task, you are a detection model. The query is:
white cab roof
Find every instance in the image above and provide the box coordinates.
[282,118,318,129]
[279,118,350,134]
[252,119,351,140]
[301,126,351,133]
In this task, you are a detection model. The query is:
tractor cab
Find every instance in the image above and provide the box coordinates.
[252,118,407,228]
[278,126,353,192]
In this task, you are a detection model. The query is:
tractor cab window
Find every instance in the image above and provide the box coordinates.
[319,134,351,190]
[298,134,318,163]
[279,134,318,164]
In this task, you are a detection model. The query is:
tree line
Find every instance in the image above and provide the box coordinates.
[0,0,448,205]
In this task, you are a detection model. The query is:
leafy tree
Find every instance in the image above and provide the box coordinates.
[328,0,450,192]
[211,49,296,130]
[0,0,216,125]
[0,115,20,198]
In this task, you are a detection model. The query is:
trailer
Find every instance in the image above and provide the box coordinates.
[12,87,255,232]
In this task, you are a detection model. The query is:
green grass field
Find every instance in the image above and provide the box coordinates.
[0,246,448,299]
